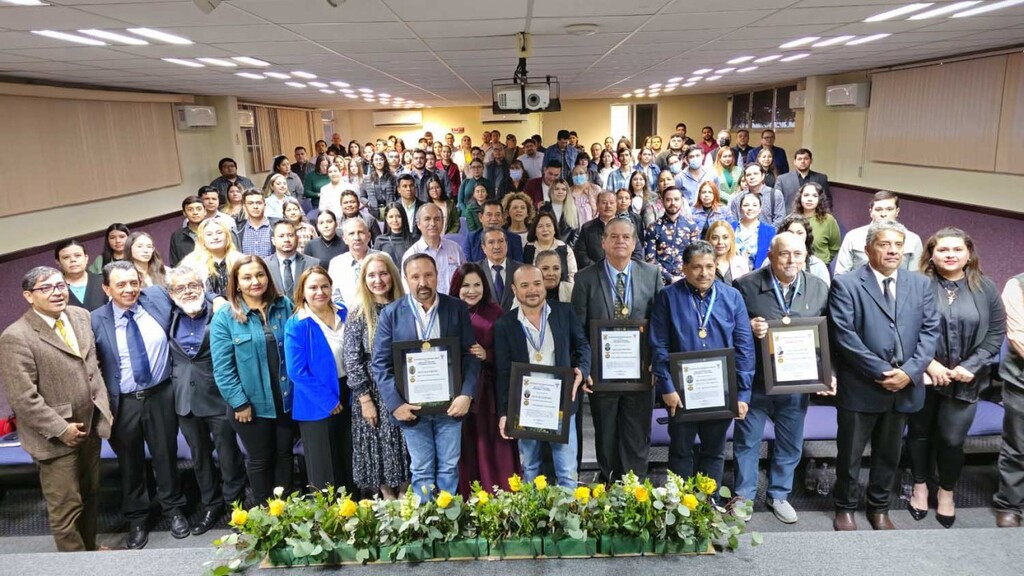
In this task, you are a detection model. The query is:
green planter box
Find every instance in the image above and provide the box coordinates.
[598,535,654,556]
[379,541,431,563]
[541,536,597,558]
[494,536,543,558]
[334,542,379,563]
[434,538,488,559]
[266,546,326,567]
[653,538,713,555]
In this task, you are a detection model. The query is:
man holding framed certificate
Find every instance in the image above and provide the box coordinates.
[650,241,755,487]
[571,218,662,482]
[733,232,830,524]
[495,265,591,488]
[371,253,480,496]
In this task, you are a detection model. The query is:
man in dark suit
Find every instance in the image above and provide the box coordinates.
[495,265,591,488]
[91,261,190,548]
[733,232,831,524]
[477,226,521,311]
[574,191,619,269]
[524,160,563,207]
[370,253,480,496]
[829,220,940,531]
[0,266,113,551]
[264,220,320,296]
[571,218,661,483]
[55,240,107,311]
[772,148,831,210]
[461,199,524,263]
[166,266,246,536]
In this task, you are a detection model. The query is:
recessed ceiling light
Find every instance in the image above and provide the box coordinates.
[78,29,149,45]
[780,53,810,62]
[754,54,782,63]
[291,71,317,79]
[714,67,735,74]
[705,75,722,81]
[378,93,391,98]
[846,33,890,45]
[668,76,683,82]
[358,88,374,93]
[686,76,702,82]
[683,82,696,87]
[812,36,856,47]
[263,71,290,79]
[197,57,237,67]
[392,97,404,102]
[330,81,350,88]
[308,81,328,88]
[319,89,336,94]
[908,1,981,19]
[727,56,755,64]
[665,83,679,89]
[633,88,645,94]
[4,1,50,6]
[864,3,933,22]
[161,57,204,68]
[565,23,600,36]
[126,28,192,45]
[340,88,355,94]
[952,0,1024,17]
[737,66,758,73]
[779,36,820,49]
[693,68,712,74]
[285,81,306,88]
[344,94,358,99]
[31,30,106,46]
[232,57,271,67]
[649,83,662,89]
[236,72,265,79]
[648,90,661,95]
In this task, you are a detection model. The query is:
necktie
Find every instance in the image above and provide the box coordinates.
[492,265,504,300]
[883,278,904,366]
[124,310,153,387]
[615,272,627,319]
[283,258,294,295]
[54,318,79,356]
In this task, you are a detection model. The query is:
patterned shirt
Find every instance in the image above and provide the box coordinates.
[644,213,701,284]
[241,218,273,257]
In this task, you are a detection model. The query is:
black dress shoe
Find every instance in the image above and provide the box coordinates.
[907,501,928,521]
[126,526,149,550]
[170,514,191,539]
[936,513,956,529]
[191,510,221,536]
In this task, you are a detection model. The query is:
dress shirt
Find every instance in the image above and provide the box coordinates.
[301,305,346,377]
[518,153,544,180]
[174,307,208,358]
[327,250,377,306]
[674,169,712,205]
[487,258,509,291]
[834,224,924,275]
[516,304,555,366]
[113,303,170,393]
[33,310,80,354]
[402,237,465,295]
[401,199,419,234]
[541,146,578,181]
[872,267,898,300]
[412,296,441,340]
[241,218,273,257]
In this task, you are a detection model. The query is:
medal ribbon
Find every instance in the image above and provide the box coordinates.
[770,272,801,319]
[603,260,632,314]
[407,295,439,341]
[690,284,717,336]
[520,302,549,358]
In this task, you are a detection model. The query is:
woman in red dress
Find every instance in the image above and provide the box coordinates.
[449,262,521,494]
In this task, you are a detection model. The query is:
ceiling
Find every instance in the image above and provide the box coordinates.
[1,0,1022,109]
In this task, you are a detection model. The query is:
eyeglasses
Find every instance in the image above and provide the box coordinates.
[169,282,203,295]
[31,283,69,295]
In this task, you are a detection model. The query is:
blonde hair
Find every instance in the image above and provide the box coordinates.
[180,217,242,282]
[265,173,288,197]
[552,180,580,229]
[706,220,738,261]
[501,192,536,229]
[350,253,405,352]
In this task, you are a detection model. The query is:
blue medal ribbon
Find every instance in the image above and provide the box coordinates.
[603,260,633,314]
[690,284,717,337]
[770,272,801,320]
[407,295,439,341]
[520,302,549,360]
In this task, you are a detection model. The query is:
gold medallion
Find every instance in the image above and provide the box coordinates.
[620,306,630,316]
[698,328,708,339]
[534,352,544,362]
[782,316,791,325]
[422,341,431,351]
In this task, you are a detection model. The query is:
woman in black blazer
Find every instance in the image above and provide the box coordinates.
[906,227,1006,528]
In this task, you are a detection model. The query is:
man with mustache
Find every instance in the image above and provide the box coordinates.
[402,203,464,295]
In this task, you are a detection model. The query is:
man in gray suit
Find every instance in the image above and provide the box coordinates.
[0,266,113,551]
[264,220,320,296]
[166,266,246,536]
[829,220,940,531]
[477,226,521,311]
[571,218,662,482]
[772,148,831,210]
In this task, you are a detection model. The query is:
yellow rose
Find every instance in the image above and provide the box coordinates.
[534,475,548,490]
[338,499,357,518]
[592,484,606,498]
[476,490,490,505]
[699,478,717,495]
[359,499,373,509]
[437,491,453,509]
[268,499,286,517]
[683,494,699,511]
[574,486,591,504]
[229,508,248,527]
[508,474,522,493]
[634,486,649,503]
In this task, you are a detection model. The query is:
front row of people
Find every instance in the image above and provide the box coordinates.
[2,217,1022,553]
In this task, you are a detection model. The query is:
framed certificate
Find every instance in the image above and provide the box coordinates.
[668,348,738,422]
[393,337,462,415]
[505,362,574,444]
[589,319,652,392]
[761,316,831,395]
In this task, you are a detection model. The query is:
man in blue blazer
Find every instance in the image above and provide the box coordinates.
[829,221,940,532]
[371,253,480,496]
[91,262,189,548]
[495,265,592,488]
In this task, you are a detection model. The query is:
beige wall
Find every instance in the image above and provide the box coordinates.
[339,106,543,149]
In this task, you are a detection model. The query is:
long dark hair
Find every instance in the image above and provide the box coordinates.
[101,223,131,266]
[383,202,412,240]
[777,214,816,262]
[792,181,831,221]
[370,151,391,182]
[226,255,283,323]
[449,262,493,309]
[920,226,984,292]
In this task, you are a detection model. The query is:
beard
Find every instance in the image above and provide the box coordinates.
[174,295,205,316]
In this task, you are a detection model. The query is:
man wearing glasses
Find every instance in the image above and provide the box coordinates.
[1,267,113,551]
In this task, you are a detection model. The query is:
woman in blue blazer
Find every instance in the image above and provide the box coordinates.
[732,192,775,271]
[284,266,353,492]
[210,255,294,503]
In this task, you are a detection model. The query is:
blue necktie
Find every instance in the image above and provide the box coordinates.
[492,265,504,301]
[124,310,153,387]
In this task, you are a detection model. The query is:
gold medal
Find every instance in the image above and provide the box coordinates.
[782,316,791,325]
[698,328,708,339]
[534,352,544,362]
[620,306,630,316]
[422,341,431,351]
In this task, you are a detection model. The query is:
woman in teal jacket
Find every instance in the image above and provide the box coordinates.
[211,254,295,503]
[284,266,353,492]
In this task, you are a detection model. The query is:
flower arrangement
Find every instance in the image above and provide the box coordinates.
[205,475,760,573]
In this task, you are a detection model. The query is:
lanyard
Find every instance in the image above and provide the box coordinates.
[407,296,439,343]
[604,260,633,314]
[520,303,549,361]
[770,272,801,323]
[689,284,717,338]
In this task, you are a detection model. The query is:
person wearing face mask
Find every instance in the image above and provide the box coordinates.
[674,147,714,207]
[656,134,687,172]
[506,160,529,195]
[569,166,600,226]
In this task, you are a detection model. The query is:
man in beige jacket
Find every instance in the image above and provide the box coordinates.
[0,265,112,551]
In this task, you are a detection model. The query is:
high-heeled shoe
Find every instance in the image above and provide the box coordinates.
[906,501,928,521]
[936,513,955,529]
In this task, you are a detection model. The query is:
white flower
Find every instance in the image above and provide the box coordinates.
[273,486,284,498]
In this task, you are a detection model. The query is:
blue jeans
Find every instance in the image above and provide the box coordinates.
[732,388,808,501]
[519,414,578,488]
[402,413,463,496]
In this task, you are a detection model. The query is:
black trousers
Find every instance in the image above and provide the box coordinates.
[995,384,1024,513]
[230,410,294,503]
[667,417,731,486]
[298,410,354,493]
[111,382,186,526]
[834,407,907,512]
[590,390,654,482]
[179,411,247,512]
[906,388,977,490]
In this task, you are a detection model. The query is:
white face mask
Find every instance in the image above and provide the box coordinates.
[688,158,703,170]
